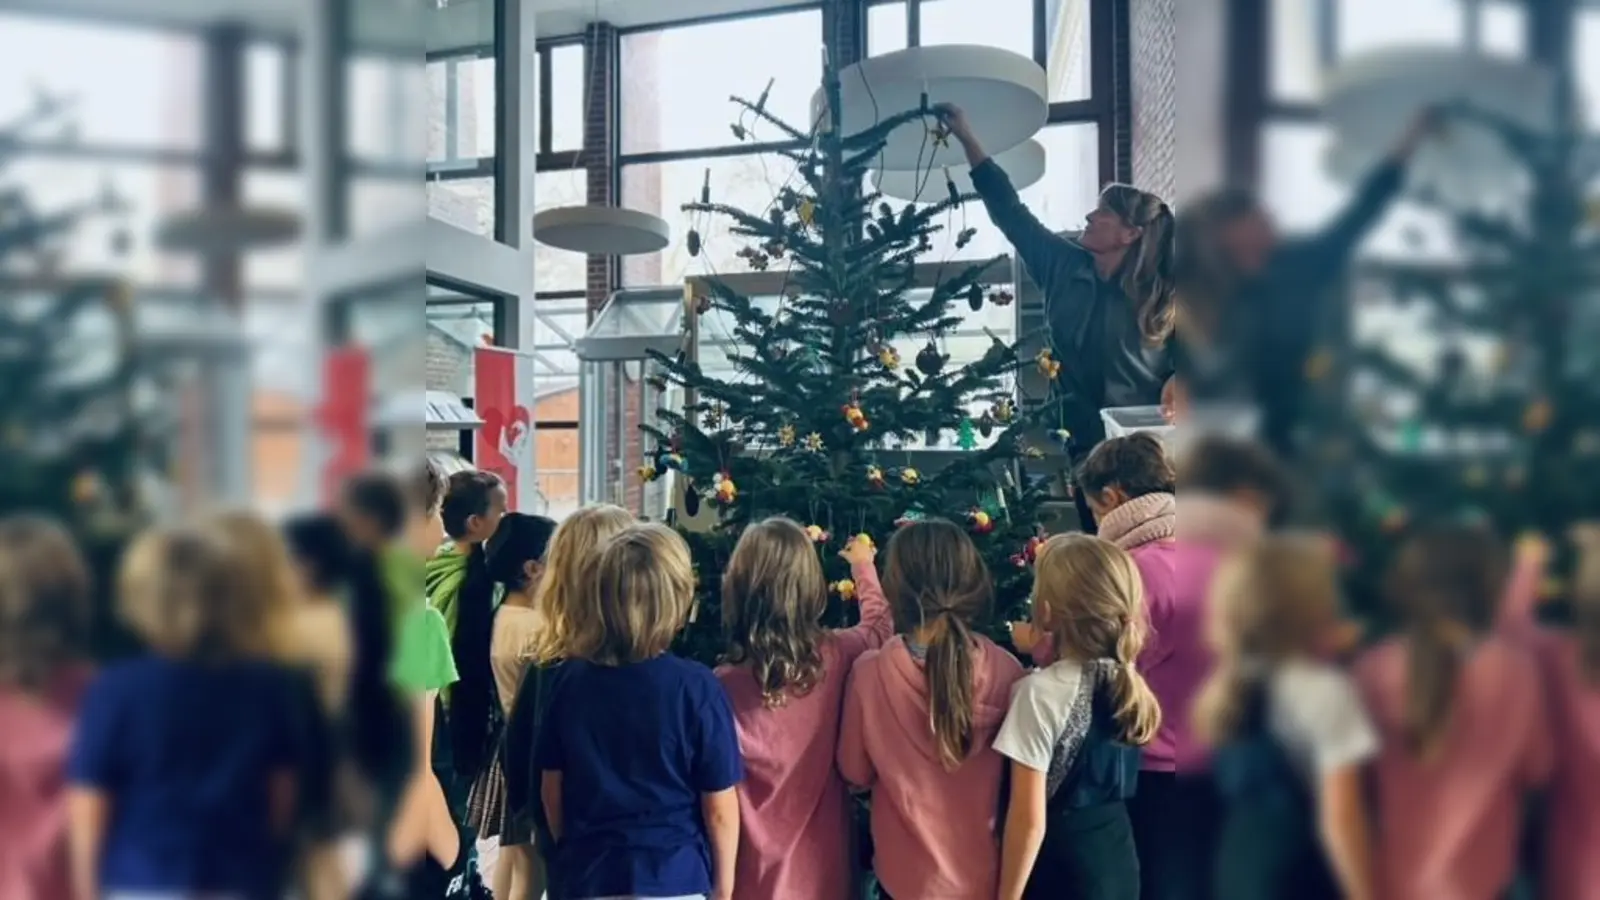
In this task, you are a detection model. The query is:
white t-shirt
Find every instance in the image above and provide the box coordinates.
[1267,659,1379,778]
[993,659,1109,798]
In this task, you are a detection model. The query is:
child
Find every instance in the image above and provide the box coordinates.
[837,519,1025,900]
[716,519,894,900]
[1512,527,1600,900]
[0,516,93,900]
[537,523,742,900]
[464,511,557,900]
[501,504,633,899]
[1354,524,1552,900]
[995,534,1161,900]
[1195,535,1377,900]
[67,526,311,900]
[427,469,508,634]
[282,513,356,718]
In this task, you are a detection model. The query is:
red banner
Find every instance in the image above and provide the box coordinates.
[474,347,535,511]
[314,346,370,507]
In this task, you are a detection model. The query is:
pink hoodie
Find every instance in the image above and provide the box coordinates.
[838,636,1024,900]
[1355,584,1553,900]
[0,668,90,900]
[716,559,894,900]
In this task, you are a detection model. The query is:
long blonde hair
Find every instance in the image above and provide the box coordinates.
[883,519,994,771]
[1033,534,1161,745]
[1194,534,1341,746]
[1099,183,1176,345]
[529,504,633,665]
[722,517,829,707]
[119,526,276,662]
[210,510,298,660]
[567,523,696,666]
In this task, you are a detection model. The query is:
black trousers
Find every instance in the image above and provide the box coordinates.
[1128,772,1221,900]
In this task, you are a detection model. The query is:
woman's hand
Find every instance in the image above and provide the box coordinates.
[933,103,988,167]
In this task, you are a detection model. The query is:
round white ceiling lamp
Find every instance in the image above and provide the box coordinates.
[871,138,1046,203]
[533,205,672,256]
[810,44,1047,171]
[155,205,301,255]
[1319,47,1556,199]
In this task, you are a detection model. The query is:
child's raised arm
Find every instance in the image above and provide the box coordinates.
[837,535,894,653]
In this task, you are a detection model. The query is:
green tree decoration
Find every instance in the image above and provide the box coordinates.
[644,64,1061,664]
[957,418,979,450]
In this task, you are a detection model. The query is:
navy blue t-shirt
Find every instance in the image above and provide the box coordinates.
[67,657,311,900]
[535,654,743,899]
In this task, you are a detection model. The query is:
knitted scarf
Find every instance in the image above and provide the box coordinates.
[1098,492,1177,551]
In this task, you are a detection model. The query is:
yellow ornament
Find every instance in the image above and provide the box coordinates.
[842,402,870,432]
[778,423,796,447]
[71,471,103,505]
[702,401,726,429]
[866,465,885,488]
[805,524,831,543]
[1035,348,1061,380]
[878,345,901,370]
[853,532,875,550]
[993,397,1016,424]
[831,578,856,600]
[1020,444,1045,459]
[804,432,825,452]
[900,467,921,486]
[1524,398,1554,434]
[712,472,738,505]
[1305,349,1334,382]
[798,198,816,226]
[638,463,660,483]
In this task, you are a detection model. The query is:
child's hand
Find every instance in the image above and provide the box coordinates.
[1317,619,1363,662]
[1010,621,1041,653]
[839,534,876,567]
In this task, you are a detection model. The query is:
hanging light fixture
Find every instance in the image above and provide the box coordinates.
[534,0,670,257]
[155,205,302,256]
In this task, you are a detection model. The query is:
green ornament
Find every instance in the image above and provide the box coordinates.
[957,418,978,450]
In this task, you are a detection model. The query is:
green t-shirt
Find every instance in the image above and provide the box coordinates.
[389,602,458,693]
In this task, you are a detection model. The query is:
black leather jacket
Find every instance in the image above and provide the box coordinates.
[970,159,1172,456]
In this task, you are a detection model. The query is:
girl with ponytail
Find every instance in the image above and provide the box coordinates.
[995,534,1158,900]
[1353,525,1552,900]
[837,519,1024,900]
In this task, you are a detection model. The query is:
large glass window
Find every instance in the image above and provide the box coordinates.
[619,10,825,156]
[620,153,791,286]
[534,168,589,293]
[548,43,586,153]
[865,0,1091,102]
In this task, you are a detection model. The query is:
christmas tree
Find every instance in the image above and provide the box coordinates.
[643,65,1069,664]
[0,96,154,650]
[1310,93,1600,618]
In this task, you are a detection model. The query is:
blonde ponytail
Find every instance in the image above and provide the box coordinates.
[1110,627,1161,746]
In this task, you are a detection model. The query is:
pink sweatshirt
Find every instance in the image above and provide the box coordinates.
[1354,633,1552,900]
[0,668,90,900]
[838,635,1024,900]
[715,559,894,900]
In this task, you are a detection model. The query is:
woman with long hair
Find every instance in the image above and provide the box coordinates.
[937,104,1175,531]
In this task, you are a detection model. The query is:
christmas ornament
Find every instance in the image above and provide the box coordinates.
[778,424,797,448]
[1305,349,1333,382]
[805,524,831,543]
[1010,533,1046,568]
[736,246,771,271]
[1380,506,1409,533]
[1523,398,1553,433]
[1049,428,1073,450]
[988,288,1014,306]
[915,339,947,376]
[966,283,984,312]
[71,471,103,506]
[894,509,928,528]
[831,579,856,600]
[661,451,686,470]
[1035,348,1061,380]
[798,199,816,226]
[687,229,702,257]
[968,508,994,534]
[1018,442,1045,459]
[694,294,712,316]
[804,432,825,452]
[866,465,886,489]
[842,401,870,432]
[702,401,726,429]
[992,397,1016,424]
[955,227,976,250]
[899,467,921,486]
[712,472,738,505]
[977,411,996,438]
[878,345,900,370]
[852,533,875,551]
[638,463,660,483]
[957,419,978,450]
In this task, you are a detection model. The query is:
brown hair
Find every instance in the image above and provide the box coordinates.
[1194,534,1342,746]
[211,511,299,660]
[1033,534,1162,745]
[1174,186,1260,341]
[1386,524,1505,759]
[1571,524,1600,685]
[1178,435,1292,512]
[411,459,447,516]
[567,522,694,666]
[883,519,994,770]
[119,526,275,661]
[722,517,829,707]
[529,504,634,665]
[0,516,91,690]
[1077,432,1176,501]
[1100,183,1177,345]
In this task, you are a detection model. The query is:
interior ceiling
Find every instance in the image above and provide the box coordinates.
[532,0,808,38]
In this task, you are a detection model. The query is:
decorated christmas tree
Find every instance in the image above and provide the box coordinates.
[0,96,154,650]
[642,66,1069,664]
[1310,93,1600,618]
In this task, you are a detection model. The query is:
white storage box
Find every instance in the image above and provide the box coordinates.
[1101,405,1175,440]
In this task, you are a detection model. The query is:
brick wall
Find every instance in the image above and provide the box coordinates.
[1128,0,1175,201]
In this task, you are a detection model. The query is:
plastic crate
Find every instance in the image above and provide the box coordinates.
[1101,405,1175,440]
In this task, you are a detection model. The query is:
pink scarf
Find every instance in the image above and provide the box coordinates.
[1098,492,1176,551]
